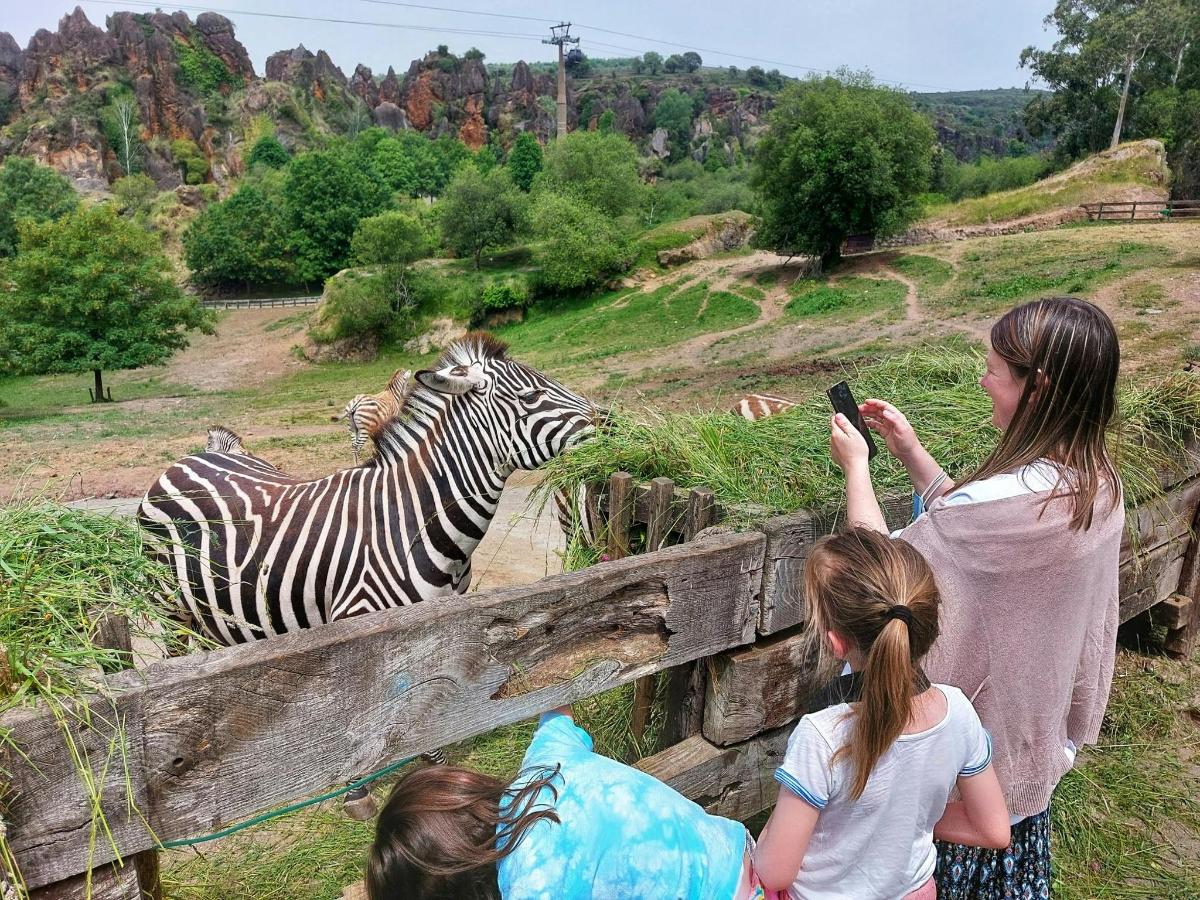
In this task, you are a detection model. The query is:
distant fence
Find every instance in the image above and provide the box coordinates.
[200,295,321,310]
[1081,199,1200,222]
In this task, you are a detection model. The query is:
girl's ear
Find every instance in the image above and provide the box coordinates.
[826,629,850,661]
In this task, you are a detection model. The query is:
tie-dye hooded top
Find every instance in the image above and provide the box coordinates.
[497,712,747,900]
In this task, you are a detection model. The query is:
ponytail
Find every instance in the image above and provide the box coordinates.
[804,529,940,800]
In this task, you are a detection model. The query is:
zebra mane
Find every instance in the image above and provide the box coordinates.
[369,334,510,464]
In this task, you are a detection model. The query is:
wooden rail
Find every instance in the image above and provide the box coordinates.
[4,457,1199,897]
[200,295,321,309]
[1081,199,1200,221]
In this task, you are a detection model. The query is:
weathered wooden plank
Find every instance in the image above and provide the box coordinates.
[1118,534,1189,623]
[5,532,764,888]
[1166,497,1200,659]
[703,627,821,746]
[30,859,148,900]
[606,472,634,560]
[637,726,791,823]
[1155,594,1194,630]
[645,477,675,553]
[1119,476,1200,565]
[756,511,824,636]
[684,488,717,542]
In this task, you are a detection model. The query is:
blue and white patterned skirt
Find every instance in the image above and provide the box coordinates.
[935,807,1052,899]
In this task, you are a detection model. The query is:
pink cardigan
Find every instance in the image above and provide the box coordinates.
[900,488,1124,817]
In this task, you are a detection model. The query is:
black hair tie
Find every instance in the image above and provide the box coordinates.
[883,605,914,627]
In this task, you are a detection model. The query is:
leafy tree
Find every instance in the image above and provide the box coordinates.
[112,173,158,217]
[654,88,695,161]
[664,54,686,74]
[0,157,78,257]
[464,47,485,62]
[532,193,633,292]
[184,183,296,288]
[536,130,643,217]
[751,74,934,265]
[506,131,544,191]
[439,167,529,269]
[351,211,432,266]
[747,66,768,86]
[171,138,209,185]
[643,51,664,75]
[597,108,616,134]
[682,51,703,73]
[474,144,499,173]
[0,205,213,402]
[246,134,290,169]
[284,147,390,282]
[101,88,141,175]
[632,56,646,74]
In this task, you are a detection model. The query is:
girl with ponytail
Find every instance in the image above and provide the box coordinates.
[753,529,1010,899]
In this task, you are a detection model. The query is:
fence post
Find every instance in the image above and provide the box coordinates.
[606,472,633,560]
[1097,202,1105,221]
[1130,201,1137,221]
[632,477,677,742]
[657,488,720,751]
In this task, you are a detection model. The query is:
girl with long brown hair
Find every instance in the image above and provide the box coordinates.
[753,528,1010,899]
[366,705,765,900]
[829,296,1125,898]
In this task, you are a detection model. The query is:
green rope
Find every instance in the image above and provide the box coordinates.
[160,755,416,849]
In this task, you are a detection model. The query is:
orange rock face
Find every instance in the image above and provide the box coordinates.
[458,94,487,150]
[405,70,435,131]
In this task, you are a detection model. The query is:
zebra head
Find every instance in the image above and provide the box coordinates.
[411,334,597,472]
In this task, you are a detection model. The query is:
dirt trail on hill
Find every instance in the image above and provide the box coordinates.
[162,306,308,391]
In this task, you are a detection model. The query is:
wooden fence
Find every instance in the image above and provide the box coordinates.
[3,457,1199,899]
[199,296,321,310]
[1081,199,1200,222]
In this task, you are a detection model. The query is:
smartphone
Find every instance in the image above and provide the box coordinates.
[827,381,878,461]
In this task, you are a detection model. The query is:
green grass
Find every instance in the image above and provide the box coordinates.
[889,254,955,297]
[785,276,906,320]
[1052,654,1200,898]
[495,281,759,370]
[945,238,1174,314]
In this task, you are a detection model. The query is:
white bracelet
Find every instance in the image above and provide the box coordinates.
[921,471,948,505]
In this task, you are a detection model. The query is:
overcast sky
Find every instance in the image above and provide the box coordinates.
[4,1,1059,92]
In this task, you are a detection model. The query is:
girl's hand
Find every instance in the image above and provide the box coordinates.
[830,414,869,472]
[860,399,921,461]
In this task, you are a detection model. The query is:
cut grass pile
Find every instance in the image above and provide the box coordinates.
[537,347,1200,523]
[785,276,906,319]
[923,140,1168,227]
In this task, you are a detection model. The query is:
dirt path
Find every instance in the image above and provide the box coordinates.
[161,306,309,391]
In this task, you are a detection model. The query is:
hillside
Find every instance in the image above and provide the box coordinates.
[0,7,1045,196]
[920,139,1170,229]
[910,88,1051,160]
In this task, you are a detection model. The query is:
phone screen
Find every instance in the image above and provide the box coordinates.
[827,381,878,461]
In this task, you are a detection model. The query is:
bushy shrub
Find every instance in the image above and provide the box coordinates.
[171,138,209,185]
[309,269,396,344]
[246,135,290,169]
[533,193,634,292]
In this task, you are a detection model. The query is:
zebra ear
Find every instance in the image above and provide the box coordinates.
[415,369,475,395]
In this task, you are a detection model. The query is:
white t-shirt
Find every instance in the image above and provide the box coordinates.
[940,459,1060,506]
[774,684,991,900]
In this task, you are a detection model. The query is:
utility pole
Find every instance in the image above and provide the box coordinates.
[542,22,578,138]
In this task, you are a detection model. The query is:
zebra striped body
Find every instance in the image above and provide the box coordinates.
[731,392,799,421]
[334,368,412,464]
[139,336,596,645]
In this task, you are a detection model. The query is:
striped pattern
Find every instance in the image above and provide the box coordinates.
[334,368,412,464]
[138,336,597,645]
[731,392,798,421]
[205,426,247,455]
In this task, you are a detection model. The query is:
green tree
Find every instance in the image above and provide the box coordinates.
[474,144,499,173]
[351,211,432,266]
[643,51,663,75]
[664,54,685,74]
[284,147,390,282]
[682,51,703,73]
[0,205,213,402]
[536,130,643,217]
[506,131,544,191]
[439,167,528,269]
[751,74,934,265]
[111,173,158,217]
[654,88,695,161]
[184,183,296,288]
[532,193,634,292]
[101,88,141,175]
[246,135,290,169]
[0,158,78,258]
[171,138,209,185]
[597,109,616,134]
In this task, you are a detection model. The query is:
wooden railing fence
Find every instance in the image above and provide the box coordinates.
[1081,199,1200,222]
[3,454,1199,899]
[199,296,321,310]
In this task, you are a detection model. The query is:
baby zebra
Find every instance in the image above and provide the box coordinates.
[730,392,798,421]
[205,425,248,454]
[333,368,412,464]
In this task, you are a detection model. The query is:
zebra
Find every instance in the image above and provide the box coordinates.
[333,368,412,465]
[730,392,798,421]
[205,425,248,455]
[137,334,599,646]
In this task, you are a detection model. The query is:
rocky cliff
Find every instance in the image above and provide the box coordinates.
[0,7,780,193]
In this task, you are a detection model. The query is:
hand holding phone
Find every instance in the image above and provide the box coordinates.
[827,381,878,462]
